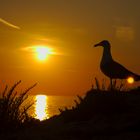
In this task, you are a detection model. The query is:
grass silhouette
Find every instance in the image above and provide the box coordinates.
[58,78,140,123]
[0,81,37,133]
[1,78,140,139]
[31,78,140,140]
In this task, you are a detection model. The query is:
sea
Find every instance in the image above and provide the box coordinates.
[27,95,78,120]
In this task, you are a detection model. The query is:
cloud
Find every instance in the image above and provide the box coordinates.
[0,18,20,30]
[21,45,65,56]
[115,26,135,41]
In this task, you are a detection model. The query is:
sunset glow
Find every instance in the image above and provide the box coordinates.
[35,95,48,121]
[1,0,140,96]
[35,46,52,61]
[127,77,134,84]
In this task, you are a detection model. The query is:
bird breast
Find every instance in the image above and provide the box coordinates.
[100,61,114,78]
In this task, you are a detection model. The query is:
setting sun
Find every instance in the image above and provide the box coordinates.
[127,77,134,84]
[35,46,52,61]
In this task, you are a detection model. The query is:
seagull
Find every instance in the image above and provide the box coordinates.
[94,40,140,85]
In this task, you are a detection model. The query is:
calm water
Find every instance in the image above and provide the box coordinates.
[27,95,77,120]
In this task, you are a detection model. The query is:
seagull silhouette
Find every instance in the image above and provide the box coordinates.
[94,40,140,84]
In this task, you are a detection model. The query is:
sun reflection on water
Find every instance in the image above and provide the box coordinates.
[35,95,48,121]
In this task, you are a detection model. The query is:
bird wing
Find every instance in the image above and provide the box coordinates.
[101,60,140,80]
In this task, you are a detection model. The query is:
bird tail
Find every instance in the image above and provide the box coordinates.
[135,75,140,81]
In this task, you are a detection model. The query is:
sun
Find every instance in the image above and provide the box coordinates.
[35,46,52,61]
[127,76,134,84]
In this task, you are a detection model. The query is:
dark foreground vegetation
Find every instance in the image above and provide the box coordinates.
[1,79,140,140]
[0,81,38,133]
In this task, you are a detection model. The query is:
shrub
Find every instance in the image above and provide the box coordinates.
[59,78,140,122]
[0,81,37,132]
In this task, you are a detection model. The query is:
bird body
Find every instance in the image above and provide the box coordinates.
[94,40,140,81]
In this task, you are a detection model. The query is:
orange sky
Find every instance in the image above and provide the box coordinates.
[0,0,140,95]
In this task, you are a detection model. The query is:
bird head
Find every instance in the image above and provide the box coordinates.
[94,40,111,48]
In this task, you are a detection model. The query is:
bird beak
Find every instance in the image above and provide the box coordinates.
[94,43,100,47]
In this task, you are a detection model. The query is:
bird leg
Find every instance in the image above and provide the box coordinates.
[110,78,113,90]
